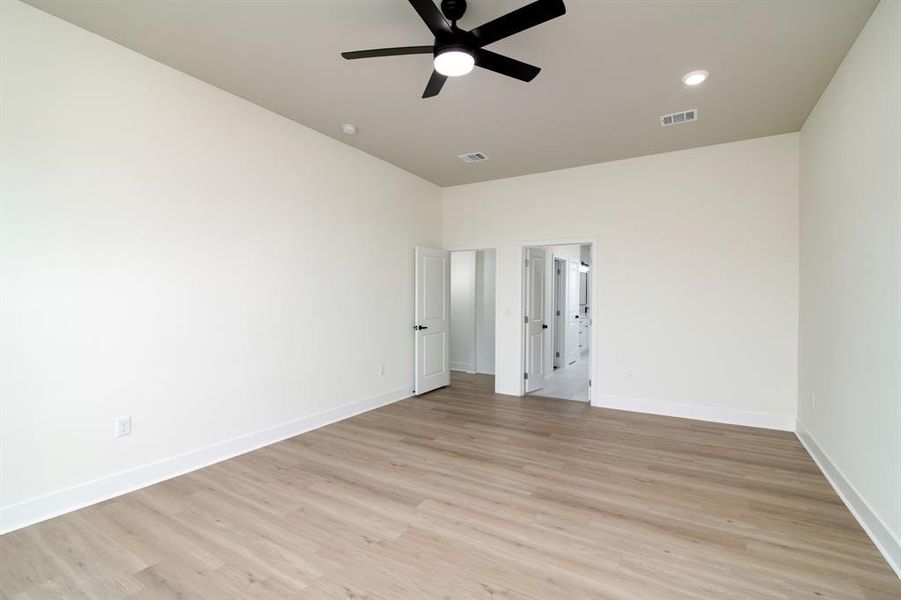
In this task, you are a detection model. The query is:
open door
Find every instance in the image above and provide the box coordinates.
[524,247,547,392]
[414,246,450,394]
[566,259,580,364]
[554,258,566,368]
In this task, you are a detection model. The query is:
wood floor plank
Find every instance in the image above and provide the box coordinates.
[1,373,898,598]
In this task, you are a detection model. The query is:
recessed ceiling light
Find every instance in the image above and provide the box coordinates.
[434,50,475,77]
[341,124,357,135]
[682,70,709,86]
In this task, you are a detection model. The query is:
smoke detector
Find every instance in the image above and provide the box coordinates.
[458,152,489,163]
[659,109,698,127]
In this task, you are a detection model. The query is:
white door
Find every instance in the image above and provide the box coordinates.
[415,246,450,394]
[524,247,547,392]
[554,258,566,368]
[566,259,580,364]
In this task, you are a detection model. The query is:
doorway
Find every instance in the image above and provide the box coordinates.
[449,249,497,378]
[523,243,591,402]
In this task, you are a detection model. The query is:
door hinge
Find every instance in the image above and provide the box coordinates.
[524,316,529,323]
[557,269,561,275]
[589,378,592,387]
[555,351,560,357]
[523,372,529,380]
[524,258,530,267]
[556,310,560,316]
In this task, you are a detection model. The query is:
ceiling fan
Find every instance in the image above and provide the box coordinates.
[341,0,566,98]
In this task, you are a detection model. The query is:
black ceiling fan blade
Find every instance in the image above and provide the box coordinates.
[408,0,453,36]
[342,46,434,60]
[422,70,447,98]
[475,49,540,82]
[469,0,566,47]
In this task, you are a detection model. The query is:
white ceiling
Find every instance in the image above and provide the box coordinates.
[25,0,876,186]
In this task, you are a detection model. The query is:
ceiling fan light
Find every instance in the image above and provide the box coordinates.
[682,70,709,86]
[434,50,474,77]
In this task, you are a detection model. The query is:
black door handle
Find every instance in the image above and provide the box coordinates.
[414,325,429,330]
[542,324,548,329]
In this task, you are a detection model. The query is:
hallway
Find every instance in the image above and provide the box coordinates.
[529,351,590,402]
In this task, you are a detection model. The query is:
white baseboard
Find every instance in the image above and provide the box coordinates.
[594,394,796,431]
[796,421,901,579]
[450,362,475,373]
[495,381,520,396]
[0,385,413,535]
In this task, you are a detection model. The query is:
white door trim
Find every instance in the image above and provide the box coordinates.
[518,238,599,403]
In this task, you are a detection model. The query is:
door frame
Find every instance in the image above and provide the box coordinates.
[518,238,599,403]
[446,244,501,393]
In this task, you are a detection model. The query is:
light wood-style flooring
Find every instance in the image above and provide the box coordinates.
[2,373,898,599]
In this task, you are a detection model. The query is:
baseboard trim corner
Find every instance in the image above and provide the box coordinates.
[594,394,796,431]
[795,421,901,579]
[0,385,413,535]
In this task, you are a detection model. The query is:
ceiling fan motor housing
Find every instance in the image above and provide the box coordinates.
[434,41,471,57]
[441,0,467,23]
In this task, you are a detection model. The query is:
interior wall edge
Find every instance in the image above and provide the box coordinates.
[494,381,521,397]
[795,420,901,579]
[0,384,413,535]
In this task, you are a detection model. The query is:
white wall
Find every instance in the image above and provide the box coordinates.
[797,0,900,574]
[0,0,441,530]
[443,134,799,429]
[475,250,496,374]
[450,251,477,372]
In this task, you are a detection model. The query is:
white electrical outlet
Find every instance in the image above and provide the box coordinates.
[379,363,386,376]
[116,416,132,438]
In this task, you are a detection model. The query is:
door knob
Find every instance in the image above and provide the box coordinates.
[542,324,548,329]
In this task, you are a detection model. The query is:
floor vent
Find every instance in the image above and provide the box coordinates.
[458,152,489,163]
[659,109,698,127]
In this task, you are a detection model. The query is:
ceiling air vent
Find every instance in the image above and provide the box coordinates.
[659,109,698,127]
[458,152,489,164]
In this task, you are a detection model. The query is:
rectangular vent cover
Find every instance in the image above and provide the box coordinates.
[659,109,698,127]
[458,152,489,163]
